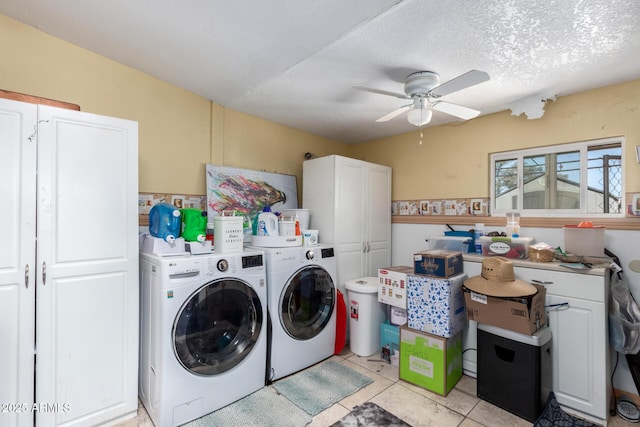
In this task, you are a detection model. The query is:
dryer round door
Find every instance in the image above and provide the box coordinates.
[173,278,263,375]
[280,265,335,340]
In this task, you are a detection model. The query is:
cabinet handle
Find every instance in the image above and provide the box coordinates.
[545,302,569,310]
[25,265,29,289]
[366,242,370,253]
[531,279,553,285]
[42,262,46,286]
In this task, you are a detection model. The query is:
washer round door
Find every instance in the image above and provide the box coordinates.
[280,265,335,340]
[173,278,263,375]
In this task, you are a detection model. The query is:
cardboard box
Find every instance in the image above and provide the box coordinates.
[479,236,534,259]
[407,273,468,338]
[463,284,547,335]
[413,250,463,278]
[381,321,400,366]
[399,327,462,396]
[378,266,413,308]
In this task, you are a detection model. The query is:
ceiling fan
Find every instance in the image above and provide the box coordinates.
[355,69,490,126]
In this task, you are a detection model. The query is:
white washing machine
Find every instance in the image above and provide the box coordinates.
[139,250,267,427]
[251,244,337,382]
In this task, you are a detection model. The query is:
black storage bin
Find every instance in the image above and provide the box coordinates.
[477,324,552,422]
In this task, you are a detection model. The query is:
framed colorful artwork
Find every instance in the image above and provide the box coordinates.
[206,165,298,220]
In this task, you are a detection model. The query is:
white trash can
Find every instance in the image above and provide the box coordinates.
[345,277,387,357]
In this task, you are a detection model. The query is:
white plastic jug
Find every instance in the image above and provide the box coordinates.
[257,212,279,236]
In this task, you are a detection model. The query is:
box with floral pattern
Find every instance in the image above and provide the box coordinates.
[406,273,467,338]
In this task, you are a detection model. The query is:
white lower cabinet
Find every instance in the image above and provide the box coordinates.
[1,98,139,427]
[463,257,610,425]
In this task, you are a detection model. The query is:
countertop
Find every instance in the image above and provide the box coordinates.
[462,253,609,276]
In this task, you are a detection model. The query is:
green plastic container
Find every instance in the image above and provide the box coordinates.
[180,208,207,242]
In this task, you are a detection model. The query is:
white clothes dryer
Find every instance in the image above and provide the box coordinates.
[139,250,267,427]
[251,244,337,382]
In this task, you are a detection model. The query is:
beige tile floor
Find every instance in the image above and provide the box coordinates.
[120,346,635,427]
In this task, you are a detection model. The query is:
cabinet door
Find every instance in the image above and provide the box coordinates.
[35,106,139,426]
[0,99,37,427]
[546,293,608,422]
[514,265,608,423]
[364,164,391,276]
[334,158,366,286]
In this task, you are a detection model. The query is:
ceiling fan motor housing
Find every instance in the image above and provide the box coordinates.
[404,71,439,97]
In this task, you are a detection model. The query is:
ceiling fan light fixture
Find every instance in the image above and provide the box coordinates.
[407,108,432,126]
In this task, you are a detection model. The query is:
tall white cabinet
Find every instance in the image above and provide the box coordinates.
[463,256,610,425]
[303,155,391,295]
[0,98,139,427]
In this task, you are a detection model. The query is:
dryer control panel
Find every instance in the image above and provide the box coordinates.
[242,254,264,269]
[320,247,335,258]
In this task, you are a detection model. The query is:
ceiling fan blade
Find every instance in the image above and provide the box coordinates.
[429,70,490,98]
[375,104,412,122]
[432,101,481,120]
[354,85,411,99]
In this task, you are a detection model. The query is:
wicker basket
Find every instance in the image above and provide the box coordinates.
[529,247,555,262]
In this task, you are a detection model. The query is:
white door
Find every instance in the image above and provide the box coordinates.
[546,294,607,421]
[35,106,139,426]
[334,158,366,287]
[0,99,37,427]
[364,164,391,276]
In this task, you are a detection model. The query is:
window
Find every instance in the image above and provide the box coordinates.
[491,137,623,216]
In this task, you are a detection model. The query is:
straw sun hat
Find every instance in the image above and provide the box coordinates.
[464,256,537,298]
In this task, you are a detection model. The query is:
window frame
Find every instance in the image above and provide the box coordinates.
[490,136,625,218]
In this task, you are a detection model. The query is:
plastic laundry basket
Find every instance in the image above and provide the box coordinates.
[345,277,387,357]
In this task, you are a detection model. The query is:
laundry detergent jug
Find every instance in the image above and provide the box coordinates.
[180,208,207,242]
[148,202,181,243]
[257,212,279,236]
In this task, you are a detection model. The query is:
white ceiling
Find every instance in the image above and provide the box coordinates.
[2,0,640,144]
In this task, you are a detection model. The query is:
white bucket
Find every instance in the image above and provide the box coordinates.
[213,215,244,253]
[282,209,310,230]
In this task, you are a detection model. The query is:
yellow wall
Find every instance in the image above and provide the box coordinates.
[350,79,640,200]
[0,14,348,200]
[216,109,348,201]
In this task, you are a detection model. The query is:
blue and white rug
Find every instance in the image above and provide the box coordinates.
[185,386,311,427]
[184,359,373,426]
[273,359,373,416]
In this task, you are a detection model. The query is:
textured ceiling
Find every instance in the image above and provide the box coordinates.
[2,0,639,144]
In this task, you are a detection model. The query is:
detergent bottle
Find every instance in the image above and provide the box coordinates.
[257,206,279,236]
[180,208,208,242]
[148,202,182,243]
[294,213,301,236]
